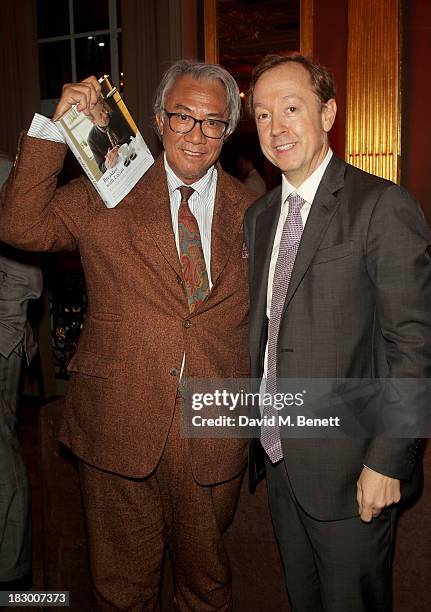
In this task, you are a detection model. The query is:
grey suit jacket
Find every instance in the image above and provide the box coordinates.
[244,155,431,520]
[0,254,43,363]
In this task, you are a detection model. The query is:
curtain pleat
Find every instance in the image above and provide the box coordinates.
[0,0,40,157]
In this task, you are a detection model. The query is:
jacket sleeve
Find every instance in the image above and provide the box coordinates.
[0,133,104,253]
[364,183,431,479]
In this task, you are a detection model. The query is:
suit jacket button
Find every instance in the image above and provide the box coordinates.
[184,319,192,329]
[177,276,184,286]
[170,367,179,376]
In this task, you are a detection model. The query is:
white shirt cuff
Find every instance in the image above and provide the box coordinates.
[27,113,66,144]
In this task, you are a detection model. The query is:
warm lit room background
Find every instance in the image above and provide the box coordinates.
[0,1,430,610]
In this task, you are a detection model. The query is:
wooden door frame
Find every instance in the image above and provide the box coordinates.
[204,0,314,63]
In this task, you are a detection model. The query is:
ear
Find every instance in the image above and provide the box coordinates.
[155,113,164,136]
[321,99,337,133]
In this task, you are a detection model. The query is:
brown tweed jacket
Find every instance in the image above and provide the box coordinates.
[0,135,255,484]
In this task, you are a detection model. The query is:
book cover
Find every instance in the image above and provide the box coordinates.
[55,76,154,208]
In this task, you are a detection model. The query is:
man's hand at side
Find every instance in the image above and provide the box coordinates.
[52,76,101,122]
[356,466,401,522]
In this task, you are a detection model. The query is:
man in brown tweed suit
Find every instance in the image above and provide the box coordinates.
[0,61,255,611]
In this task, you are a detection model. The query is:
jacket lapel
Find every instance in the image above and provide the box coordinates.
[282,155,346,312]
[132,155,181,278]
[210,167,248,288]
[131,159,249,311]
[252,186,282,322]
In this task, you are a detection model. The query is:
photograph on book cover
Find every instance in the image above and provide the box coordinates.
[56,76,153,208]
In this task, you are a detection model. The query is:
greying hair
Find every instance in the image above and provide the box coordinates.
[153,59,241,137]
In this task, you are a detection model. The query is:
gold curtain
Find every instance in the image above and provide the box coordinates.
[300,0,314,56]
[346,0,400,183]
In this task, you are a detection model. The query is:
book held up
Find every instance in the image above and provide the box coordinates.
[55,76,154,208]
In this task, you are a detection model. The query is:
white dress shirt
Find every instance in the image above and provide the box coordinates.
[163,154,218,376]
[164,154,217,289]
[27,113,65,143]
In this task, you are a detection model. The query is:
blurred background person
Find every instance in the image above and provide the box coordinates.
[0,152,43,590]
[237,153,266,196]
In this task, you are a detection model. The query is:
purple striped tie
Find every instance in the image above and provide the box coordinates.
[261,192,305,463]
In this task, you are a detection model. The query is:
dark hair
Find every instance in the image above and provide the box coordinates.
[247,53,336,116]
[153,59,241,137]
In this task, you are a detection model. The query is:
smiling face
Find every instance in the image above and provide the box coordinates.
[252,62,336,187]
[155,75,230,184]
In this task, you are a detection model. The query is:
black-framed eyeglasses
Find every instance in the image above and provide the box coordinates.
[163,109,230,139]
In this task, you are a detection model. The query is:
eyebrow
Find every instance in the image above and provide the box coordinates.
[170,103,227,119]
[254,94,303,108]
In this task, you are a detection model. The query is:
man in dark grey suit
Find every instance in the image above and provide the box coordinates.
[244,54,431,611]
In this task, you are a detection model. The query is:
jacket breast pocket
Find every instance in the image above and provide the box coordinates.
[312,241,354,265]
[67,350,117,379]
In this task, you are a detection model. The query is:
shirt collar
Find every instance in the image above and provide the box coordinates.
[281,148,333,206]
[164,153,217,200]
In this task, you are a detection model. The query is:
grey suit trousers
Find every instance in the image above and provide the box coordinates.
[0,347,31,581]
[266,458,396,612]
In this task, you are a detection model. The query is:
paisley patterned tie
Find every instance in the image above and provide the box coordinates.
[178,186,210,313]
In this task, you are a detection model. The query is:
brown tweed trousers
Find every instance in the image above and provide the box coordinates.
[0,135,255,610]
